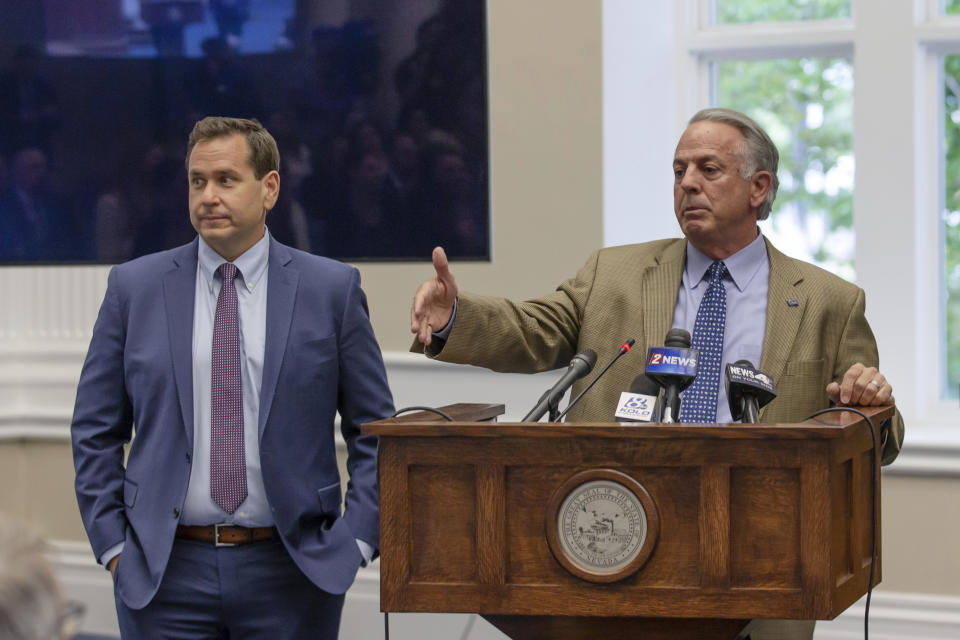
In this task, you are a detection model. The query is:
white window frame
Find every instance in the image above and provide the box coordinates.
[910,0,960,436]
[603,0,960,443]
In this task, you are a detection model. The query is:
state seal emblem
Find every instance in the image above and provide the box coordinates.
[545,469,660,583]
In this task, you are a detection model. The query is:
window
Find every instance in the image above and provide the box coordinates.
[677,0,960,424]
[943,55,960,400]
[714,57,854,279]
[605,1,960,425]
[712,0,851,24]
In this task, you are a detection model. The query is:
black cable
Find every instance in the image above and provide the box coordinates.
[384,611,389,639]
[459,613,477,640]
[391,406,455,421]
[804,406,879,640]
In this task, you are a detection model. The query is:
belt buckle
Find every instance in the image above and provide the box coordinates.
[214,523,236,548]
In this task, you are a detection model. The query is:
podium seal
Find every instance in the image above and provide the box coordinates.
[546,469,660,583]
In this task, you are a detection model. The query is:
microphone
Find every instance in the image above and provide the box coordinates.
[614,373,661,424]
[521,349,597,422]
[555,339,636,421]
[645,328,698,423]
[725,360,776,423]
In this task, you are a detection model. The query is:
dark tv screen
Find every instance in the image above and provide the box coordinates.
[0,0,489,263]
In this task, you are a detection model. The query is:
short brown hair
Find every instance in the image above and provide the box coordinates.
[186,116,280,179]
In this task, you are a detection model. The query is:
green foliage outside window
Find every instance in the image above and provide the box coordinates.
[714,57,855,280]
[713,0,850,24]
[942,56,960,399]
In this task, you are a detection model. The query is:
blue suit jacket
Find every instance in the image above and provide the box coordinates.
[71,237,393,608]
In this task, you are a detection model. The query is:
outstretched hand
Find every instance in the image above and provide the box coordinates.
[411,247,458,346]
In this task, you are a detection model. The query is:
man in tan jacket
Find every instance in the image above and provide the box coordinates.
[410,108,903,639]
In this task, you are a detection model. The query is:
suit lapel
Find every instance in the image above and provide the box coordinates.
[259,239,299,440]
[162,239,199,448]
[758,238,806,420]
[641,240,686,350]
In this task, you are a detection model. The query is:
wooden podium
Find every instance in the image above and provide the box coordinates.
[362,403,891,640]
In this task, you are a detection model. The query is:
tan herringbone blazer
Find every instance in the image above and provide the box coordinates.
[421,237,903,464]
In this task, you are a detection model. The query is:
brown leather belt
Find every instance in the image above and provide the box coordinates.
[176,524,277,547]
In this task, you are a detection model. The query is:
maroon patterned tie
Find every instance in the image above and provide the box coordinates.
[211,263,247,514]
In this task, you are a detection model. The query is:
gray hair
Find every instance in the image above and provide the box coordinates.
[689,108,780,220]
[0,516,63,640]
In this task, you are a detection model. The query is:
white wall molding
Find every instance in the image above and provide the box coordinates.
[815,590,960,639]
[884,441,960,477]
[3,348,959,477]
[0,267,108,341]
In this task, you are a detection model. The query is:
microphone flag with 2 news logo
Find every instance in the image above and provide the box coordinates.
[645,347,698,381]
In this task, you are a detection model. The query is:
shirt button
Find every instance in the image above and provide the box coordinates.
[173,508,180,518]
[185,452,191,463]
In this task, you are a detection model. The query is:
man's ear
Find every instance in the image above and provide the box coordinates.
[750,171,772,209]
[261,170,280,211]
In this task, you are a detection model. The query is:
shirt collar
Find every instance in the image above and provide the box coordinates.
[197,230,270,293]
[685,232,768,293]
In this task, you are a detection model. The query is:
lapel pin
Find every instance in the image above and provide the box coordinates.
[787,298,799,307]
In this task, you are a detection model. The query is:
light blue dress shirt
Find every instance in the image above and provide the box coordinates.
[672,233,770,423]
[182,232,272,526]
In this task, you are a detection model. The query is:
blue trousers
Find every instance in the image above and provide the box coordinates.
[114,538,345,639]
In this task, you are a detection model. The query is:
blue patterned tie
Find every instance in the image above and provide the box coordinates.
[680,261,727,422]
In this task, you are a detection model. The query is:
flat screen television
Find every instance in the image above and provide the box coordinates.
[0,0,489,263]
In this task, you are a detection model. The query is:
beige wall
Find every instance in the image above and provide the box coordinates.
[1,440,86,541]
[881,474,960,596]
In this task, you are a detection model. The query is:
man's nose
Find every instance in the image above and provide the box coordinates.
[201,182,220,204]
[680,168,700,193]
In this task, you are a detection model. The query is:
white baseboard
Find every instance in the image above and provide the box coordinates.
[814,590,960,639]
[52,540,959,640]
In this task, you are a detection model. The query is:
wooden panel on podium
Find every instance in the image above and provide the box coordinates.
[364,403,891,640]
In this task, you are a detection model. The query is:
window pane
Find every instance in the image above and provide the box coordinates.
[713,58,855,280]
[713,0,851,24]
[942,56,960,400]
[946,1,960,16]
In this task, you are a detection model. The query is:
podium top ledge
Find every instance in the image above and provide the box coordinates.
[362,404,895,438]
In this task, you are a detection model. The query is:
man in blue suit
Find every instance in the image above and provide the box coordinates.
[71,116,394,638]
